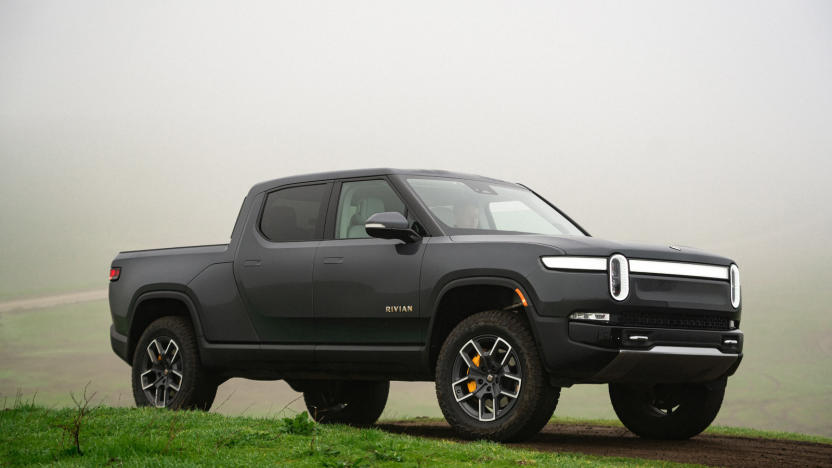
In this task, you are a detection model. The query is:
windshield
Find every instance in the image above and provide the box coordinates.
[405,177,586,236]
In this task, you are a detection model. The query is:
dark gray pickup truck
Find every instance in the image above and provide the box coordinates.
[108,168,743,441]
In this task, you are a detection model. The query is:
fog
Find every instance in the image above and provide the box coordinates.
[1,0,830,433]
[1,0,829,294]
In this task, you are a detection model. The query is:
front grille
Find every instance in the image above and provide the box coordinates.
[611,311,732,331]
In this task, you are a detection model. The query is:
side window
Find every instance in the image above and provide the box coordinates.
[335,180,406,239]
[260,184,329,242]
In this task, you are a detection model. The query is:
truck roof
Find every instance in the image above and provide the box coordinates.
[248,168,512,195]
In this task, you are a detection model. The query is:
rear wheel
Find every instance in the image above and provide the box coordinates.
[435,310,559,442]
[609,381,726,439]
[131,316,218,410]
[303,380,389,426]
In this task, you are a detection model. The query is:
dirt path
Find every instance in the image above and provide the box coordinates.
[379,420,832,467]
[0,289,107,313]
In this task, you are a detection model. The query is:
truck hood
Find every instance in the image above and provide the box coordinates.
[449,235,733,265]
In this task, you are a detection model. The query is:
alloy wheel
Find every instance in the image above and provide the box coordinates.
[450,334,523,422]
[138,336,183,407]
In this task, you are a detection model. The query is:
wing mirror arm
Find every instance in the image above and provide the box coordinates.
[364,212,422,243]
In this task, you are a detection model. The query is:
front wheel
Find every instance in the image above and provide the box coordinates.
[435,310,560,442]
[131,316,218,410]
[609,381,726,439]
[303,380,389,426]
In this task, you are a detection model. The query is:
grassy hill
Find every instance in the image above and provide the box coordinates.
[1,405,695,468]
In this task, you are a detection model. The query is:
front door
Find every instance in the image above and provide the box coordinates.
[234,182,332,343]
[313,179,425,345]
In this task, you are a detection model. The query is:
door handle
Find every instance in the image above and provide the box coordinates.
[243,259,261,267]
[323,257,344,264]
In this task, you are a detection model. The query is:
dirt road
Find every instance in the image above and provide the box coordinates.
[0,289,107,313]
[379,420,832,467]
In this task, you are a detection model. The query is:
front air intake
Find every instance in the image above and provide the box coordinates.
[609,254,629,301]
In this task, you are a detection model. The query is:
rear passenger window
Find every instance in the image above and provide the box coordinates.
[260,184,329,242]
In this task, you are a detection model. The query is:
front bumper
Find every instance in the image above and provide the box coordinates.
[529,313,743,385]
[568,321,743,383]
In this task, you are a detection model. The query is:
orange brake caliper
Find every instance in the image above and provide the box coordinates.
[466,355,481,393]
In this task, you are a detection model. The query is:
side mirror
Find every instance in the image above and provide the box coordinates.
[365,212,421,243]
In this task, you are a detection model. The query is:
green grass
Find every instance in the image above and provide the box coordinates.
[0,405,695,468]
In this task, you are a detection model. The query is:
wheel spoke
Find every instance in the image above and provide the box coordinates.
[489,337,512,366]
[452,376,469,387]
[478,392,496,422]
[452,376,475,402]
[168,370,183,391]
[164,340,179,365]
[468,339,486,358]
[153,385,164,408]
[146,339,163,363]
[458,347,477,369]
[140,369,158,390]
[501,373,522,398]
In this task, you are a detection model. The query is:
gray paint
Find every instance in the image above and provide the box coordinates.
[108,169,742,385]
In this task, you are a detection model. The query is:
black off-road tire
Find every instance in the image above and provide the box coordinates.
[131,316,218,410]
[609,381,726,439]
[435,310,560,442]
[303,380,389,426]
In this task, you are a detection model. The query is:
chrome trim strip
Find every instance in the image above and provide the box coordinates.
[541,256,607,271]
[647,346,735,356]
[589,345,740,382]
[629,259,729,280]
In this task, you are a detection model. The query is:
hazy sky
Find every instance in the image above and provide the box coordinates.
[1,0,830,296]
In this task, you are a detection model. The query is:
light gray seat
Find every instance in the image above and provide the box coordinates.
[346,198,386,238]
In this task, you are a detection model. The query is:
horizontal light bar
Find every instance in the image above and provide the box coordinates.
[541,256,607,271]
[569,312,610,321]
[629,259,728,280]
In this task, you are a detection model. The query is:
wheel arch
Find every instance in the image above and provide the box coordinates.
[424,276,546,375]
[126,290,204,364]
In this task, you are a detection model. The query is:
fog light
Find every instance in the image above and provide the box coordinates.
[569,312,611,322]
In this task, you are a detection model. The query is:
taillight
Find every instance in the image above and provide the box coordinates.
[729,264,740,308]
[609,254,629,301]
[109,267,121,282]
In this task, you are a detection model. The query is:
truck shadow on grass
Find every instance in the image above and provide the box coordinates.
[376,420,832,468]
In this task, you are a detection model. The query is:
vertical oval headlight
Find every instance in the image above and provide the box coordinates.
[730,264,740,308]
[609,254,629,301]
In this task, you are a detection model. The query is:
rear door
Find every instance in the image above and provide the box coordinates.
[234,182,332,343]
[313,178,426,346]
